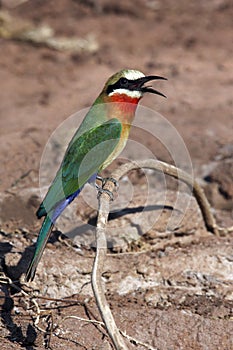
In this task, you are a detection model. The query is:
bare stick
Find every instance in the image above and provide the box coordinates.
[92,187,128,349]
[92,159,231,350]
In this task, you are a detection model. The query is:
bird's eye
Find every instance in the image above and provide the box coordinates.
[119,77,128,86]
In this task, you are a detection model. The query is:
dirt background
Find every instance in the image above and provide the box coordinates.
[0,0,233,349]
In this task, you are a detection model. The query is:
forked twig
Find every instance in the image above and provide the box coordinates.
[92,159,232,350]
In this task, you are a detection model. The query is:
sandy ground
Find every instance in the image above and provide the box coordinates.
[0,0,233,349]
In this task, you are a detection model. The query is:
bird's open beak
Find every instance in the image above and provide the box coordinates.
[132,75,167,98]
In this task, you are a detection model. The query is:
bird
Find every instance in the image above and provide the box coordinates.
[25,69,166,282]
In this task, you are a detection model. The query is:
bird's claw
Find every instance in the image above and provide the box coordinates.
[96,175,119,189]
[97,188,115,201]
[95,175,119,201]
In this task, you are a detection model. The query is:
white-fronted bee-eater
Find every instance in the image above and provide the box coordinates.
[26,69,166,281]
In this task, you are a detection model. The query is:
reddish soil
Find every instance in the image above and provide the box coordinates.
[0,1,232,349]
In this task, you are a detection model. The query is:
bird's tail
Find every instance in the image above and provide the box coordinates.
[25,215,54,282]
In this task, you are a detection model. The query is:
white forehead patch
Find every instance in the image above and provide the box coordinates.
[123,70,145,80]
[108,88,142,98]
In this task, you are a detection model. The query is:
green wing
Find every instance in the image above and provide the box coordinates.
[38,118,122,216]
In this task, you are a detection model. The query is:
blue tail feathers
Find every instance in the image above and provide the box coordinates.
[26,174,97,282]
[26,189,82,281]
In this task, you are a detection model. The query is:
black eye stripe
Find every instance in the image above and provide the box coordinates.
[119,77,128,85]
[107,77,130,94]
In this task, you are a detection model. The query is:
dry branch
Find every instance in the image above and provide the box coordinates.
[92,159,231,350]
[92,188,128,349]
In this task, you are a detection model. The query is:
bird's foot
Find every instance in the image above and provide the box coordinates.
[97,187,115,201]
[95,175,119,201]
[96,175,119,189]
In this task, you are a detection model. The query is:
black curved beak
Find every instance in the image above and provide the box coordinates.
[132,75,167,98]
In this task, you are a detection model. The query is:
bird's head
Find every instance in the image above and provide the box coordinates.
[102,69,167,104]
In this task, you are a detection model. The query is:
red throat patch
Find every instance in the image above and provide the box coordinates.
[108,93,141,105]
[103,92,141,123]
